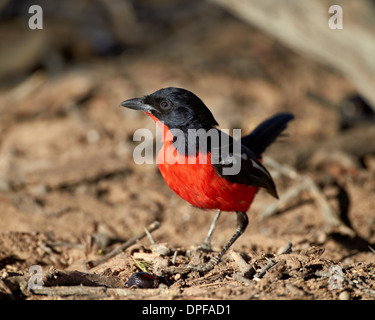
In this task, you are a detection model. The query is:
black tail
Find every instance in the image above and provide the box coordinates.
[241,112,294,157]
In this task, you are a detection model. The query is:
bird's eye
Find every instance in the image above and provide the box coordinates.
[160,100,170,109]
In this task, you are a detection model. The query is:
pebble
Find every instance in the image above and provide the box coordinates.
[338,291,351,300]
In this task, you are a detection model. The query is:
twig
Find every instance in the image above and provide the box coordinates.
[259,180,309,220]
[157,265,192,276]
[44,269,125,288]
[254,242,293,281]
[144,226,156,244]
[262,157,356,237]
[254,257,277,280]
[45,241,83,249]
[229,250,255,278]
[280,241,293,255]
[230,242,293,283]
[2,269,125,298]
[31,285,109,298]
[87,221,160,268]
[197,281,237,288]
[172,250,178,265]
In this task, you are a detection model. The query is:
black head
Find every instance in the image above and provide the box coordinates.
[120,87,218,130]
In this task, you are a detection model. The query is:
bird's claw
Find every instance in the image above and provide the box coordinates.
[196,242,213,252]
[188,256,221,273]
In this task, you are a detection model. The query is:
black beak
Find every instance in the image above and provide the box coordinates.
[120,97,154,113]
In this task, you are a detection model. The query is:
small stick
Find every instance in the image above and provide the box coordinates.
[31,285,108,298]
[172,250,178,265]
[259,180,309,220]
[87,221,160,268]
[144,226,156,244]
[230,250,251,274]
[254,258,276,280]
[262,157,356,237]
[280,241,293,255]
[230,250,256,280]
[254,242,292,280]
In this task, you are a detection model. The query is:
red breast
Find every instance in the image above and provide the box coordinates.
[146,113,257,212]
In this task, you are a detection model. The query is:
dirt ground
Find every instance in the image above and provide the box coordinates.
[0,1,374,300]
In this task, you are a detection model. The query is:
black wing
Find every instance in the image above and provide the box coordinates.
[211,113,294,198]
[211,132,278,198]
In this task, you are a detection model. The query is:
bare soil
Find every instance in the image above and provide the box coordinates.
[0,2,374,300]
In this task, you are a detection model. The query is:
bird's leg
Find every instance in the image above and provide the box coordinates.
[196,209,222,252]
[192,211,248,272]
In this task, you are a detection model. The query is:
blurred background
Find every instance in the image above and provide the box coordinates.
[0,0,374,294]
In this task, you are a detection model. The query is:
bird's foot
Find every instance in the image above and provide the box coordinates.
[189,256,221,273]
[159,256,221,276]
[196,241,213,252]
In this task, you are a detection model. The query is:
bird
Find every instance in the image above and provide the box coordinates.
[120,87,294,272]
